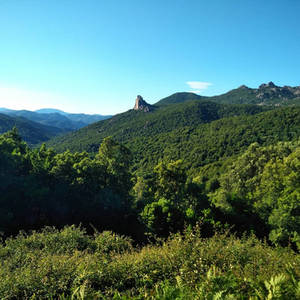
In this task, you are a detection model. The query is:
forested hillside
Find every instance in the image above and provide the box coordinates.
[128,106,300,175]
[0,127,299,298]
[47,100,267,153]
[154,83,300,107]
[0,113,67,144]
[155,92,203,106]
[47,104,300,177]
[1,88,300,298]
[1,125,299,245]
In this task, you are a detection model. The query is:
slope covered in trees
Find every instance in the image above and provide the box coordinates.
[208,82,300,106]
[128,106,300,175]
[1,87,300,298]
[47,105,300,178]
[47,100,267,153]
[0,124,299,298]
[1,128,299,247]
[0,113,67,144]
[155,82,300,107]
[154,92,203,106]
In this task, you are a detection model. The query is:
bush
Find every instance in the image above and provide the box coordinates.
[0,225,299,299]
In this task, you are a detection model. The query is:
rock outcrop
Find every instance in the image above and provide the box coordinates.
[133,95,153,112]
[256,82,300,100]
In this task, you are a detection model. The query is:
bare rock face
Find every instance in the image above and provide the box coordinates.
[256,82,300,102]
[259,82,277,89]
[133,95,153,112]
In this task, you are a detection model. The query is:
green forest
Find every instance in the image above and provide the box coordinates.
[1,84,300,299]
[1,101,299,298]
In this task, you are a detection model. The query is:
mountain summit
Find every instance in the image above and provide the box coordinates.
[133,95,153,112]
[208,82,300,106]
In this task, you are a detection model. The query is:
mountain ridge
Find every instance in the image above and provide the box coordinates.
[0,113,68,145]
[0,108,112,130]
[153,82,300,107]
[46,99,268,153]
[207,82,300,106]
[155,92,203,106]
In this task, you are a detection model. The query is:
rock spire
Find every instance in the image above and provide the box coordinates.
[133,95,153,112]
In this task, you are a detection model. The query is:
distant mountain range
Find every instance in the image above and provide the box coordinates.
[0,108,111,130]
[0,107,111,145]
[1,82,299,148]
[0,113,69,145]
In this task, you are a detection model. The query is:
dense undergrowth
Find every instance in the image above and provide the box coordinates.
[0,225,299,299]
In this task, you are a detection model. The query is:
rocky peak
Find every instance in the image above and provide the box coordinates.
[267,81,276,87]
[133,95,153,112]
[238,85,249,89]
[255,81,300,101]
[259,81,278,89]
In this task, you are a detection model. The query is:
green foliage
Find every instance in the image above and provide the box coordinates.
[2,125,299,245]
[141,198,184,236]
[210,141,300,245]
[139,160,211,236]
[154,92,203,106]
[0,129,137,237]
[46,100,266,154]
[1,90,300,298]
[0,225,299,299]
[128,106,300,176]
[153,160,186,204]
[46,105,299,181]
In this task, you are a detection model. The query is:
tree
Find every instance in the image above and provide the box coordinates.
[210,141,299,244]
[97,137,133,196]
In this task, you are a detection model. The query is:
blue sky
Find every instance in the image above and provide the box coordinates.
[0,0,299,114]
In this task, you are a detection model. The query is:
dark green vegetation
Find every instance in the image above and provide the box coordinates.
[1,85,300,298]
[47,103,300,180]
[0,113,67,145]
[155,92,203,106]
[1,135,299,297]
[0,130,137,239]
[47,100,268,153]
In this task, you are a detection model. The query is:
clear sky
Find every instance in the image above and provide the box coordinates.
[0,0,299,114]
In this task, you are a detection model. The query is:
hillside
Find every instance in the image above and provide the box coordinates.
[152,83,300,107]
[155,92,203,106]
[2,92,300,299]
[0,113,67,144]
[127,106,300,175]
[209,82,300,106]
[46,102,300,176]
[47,100,266,152]
[0,108,111,130]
